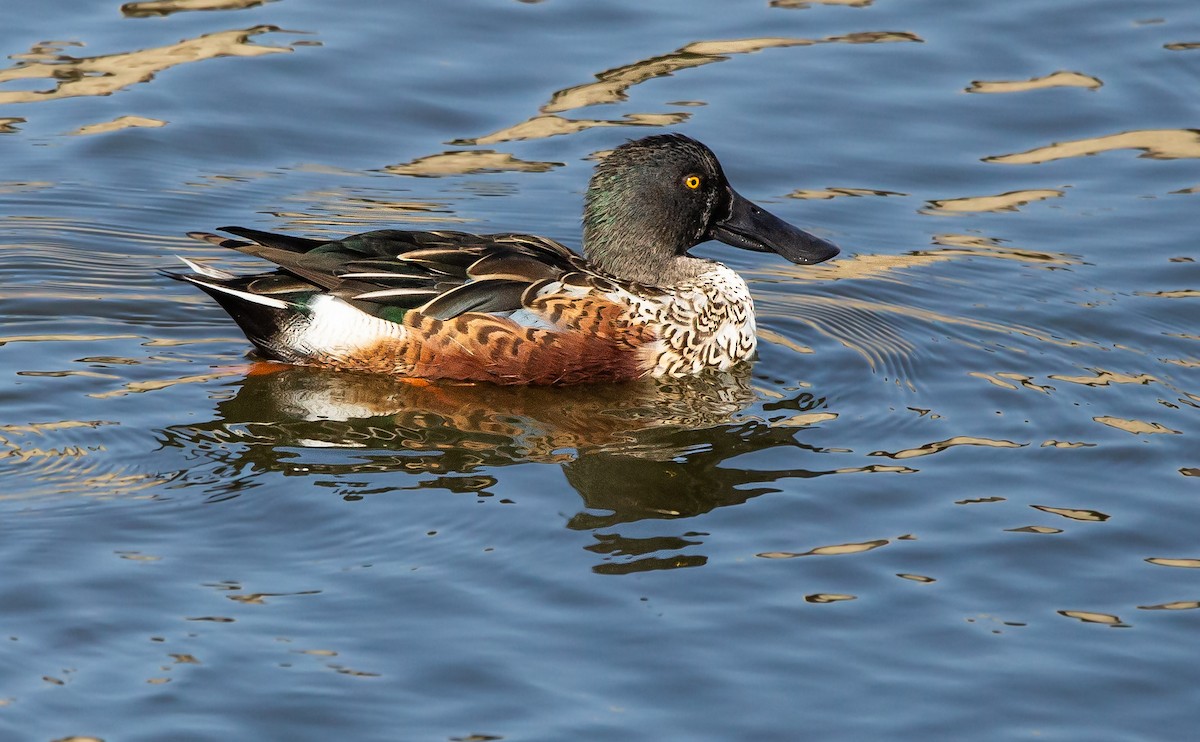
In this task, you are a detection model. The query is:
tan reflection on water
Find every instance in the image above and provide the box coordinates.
[1164,42,1200,50]
[986,129,1200,164]
[1135,289,1200,299]
[542,37,811,114]
[1058,610,1126,627]
[1140,601,1200,610]
[456,32,916,147]
[383,150,562,176]
[1092,416,1181,435]
[805,594,857,603]
[1145,557,1200,568]
[757,327,813,355]
[0,436,87,464]
[969,372,1054,393]
[965,70,1103,94]
[381,31,921,176]
[1049,370,1156,386]
[0,333,140,346]
[70,115,167,136]
[787,187,907,200]
[88,370,242,399]
[0,420,115,435]
[0,117,24,133]
[0,418,152,499]
[928,233,1081,261]
[1,423,176,496]
[870,436,1025,459]
[833,464,916,474]
[1057,362,1199,416]
[0,26,294,106]
[497,32,921,128]
[1041,440,1096,449]
[772,412,838,426]
[122,0,274,17]
[758,538,889,558]
[1032,505,1109,522]
[925,189,1064,214]
[761,236,1083,288]
[452,113,690,146]
[1007,525,1063,534]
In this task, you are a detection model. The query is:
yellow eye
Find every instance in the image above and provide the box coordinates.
[684,175,702,190]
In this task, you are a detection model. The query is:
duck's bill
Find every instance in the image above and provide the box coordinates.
[708,189,839,265]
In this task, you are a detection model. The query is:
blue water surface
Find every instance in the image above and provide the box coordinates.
[1,0,1198,740]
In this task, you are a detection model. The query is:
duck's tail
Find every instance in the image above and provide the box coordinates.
[161,257,303,363]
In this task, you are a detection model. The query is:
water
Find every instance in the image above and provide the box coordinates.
[1,0,1197,739]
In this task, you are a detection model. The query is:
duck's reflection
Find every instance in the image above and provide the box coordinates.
[562,422,837,574]
[161,364,841,573]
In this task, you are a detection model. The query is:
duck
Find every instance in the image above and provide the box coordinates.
[164,133,839,385]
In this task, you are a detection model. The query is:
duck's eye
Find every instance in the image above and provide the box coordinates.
[684,175,702,190]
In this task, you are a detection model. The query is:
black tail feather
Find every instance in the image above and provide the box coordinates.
[163,270,301,363]
[219,226,328,253]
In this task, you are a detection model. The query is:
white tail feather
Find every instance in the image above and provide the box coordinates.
[187,276,290,309]
[177,256,236,280]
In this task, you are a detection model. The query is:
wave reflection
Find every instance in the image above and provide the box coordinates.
[986,129,1200,164]
[390,31,922,174]
[121,0,276,18]
[0,26,297,106]
[965,70,1102,93]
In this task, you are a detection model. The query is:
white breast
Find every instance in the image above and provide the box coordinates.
[626,264,757,377]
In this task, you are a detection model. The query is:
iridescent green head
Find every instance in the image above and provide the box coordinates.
[582,133,838,285]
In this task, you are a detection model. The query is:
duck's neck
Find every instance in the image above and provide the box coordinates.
[584,232,708,286]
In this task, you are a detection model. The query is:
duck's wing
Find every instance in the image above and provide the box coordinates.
[165,227,662,384]
[165,226,591,323]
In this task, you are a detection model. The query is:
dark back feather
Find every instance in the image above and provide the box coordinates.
[198,227,587,321]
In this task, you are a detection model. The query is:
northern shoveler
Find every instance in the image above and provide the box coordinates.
[164,134,839,385]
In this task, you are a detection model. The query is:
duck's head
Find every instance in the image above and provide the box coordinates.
[583,133,839,284]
